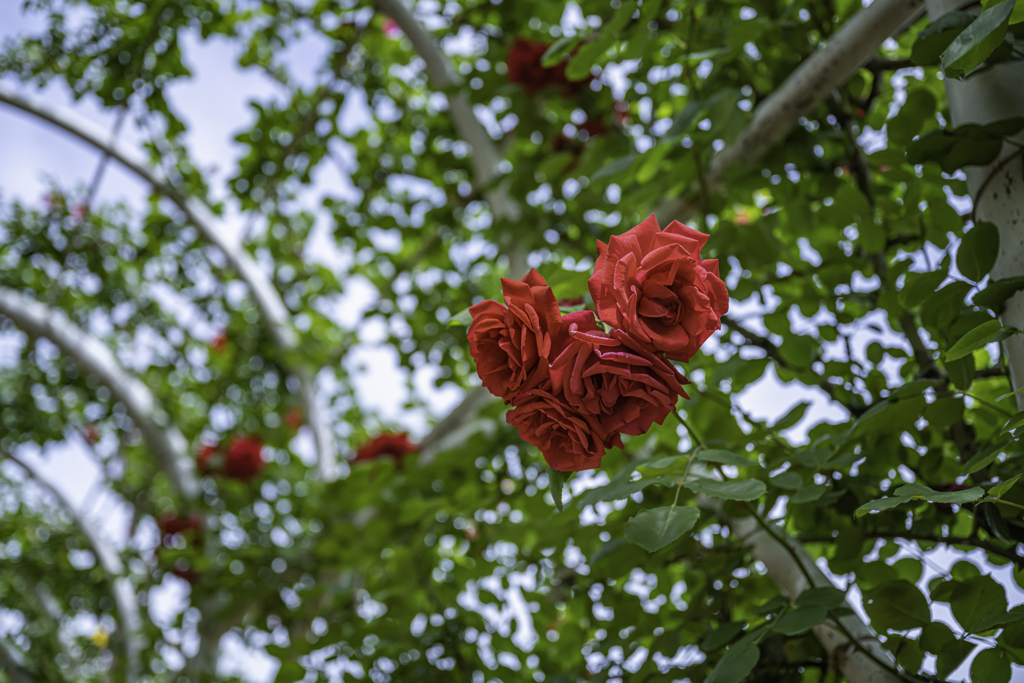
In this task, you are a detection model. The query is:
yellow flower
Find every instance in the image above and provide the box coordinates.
[91,628,109,649]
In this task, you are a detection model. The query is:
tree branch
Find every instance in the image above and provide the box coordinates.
[655,0,926,225]
[373,0,520,222]
[0,640,32,683]
[0,286,198,501]
[0,83,338,481]
[3,450,143,681]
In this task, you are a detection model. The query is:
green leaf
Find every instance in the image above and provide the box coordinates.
[921,621,957,653]
[701,622,745,651]
[961,440,1010,475]
[576,474,674,508]
[893,483,985,504]
[951,575,1008,631]
[795,587,847,610]
[1013,0,1024,23]
[590,154,637,181]
[790,484,827,504]
[549,467,569,512]
[540,35,579,67]
[945,318,1005,361]
[975,275,1024,311]
[447,305,475,327]
[941,0,1015,75]
[970,611,1024,633]
[705,644,760,683]
[862,580,932,630]
[773,401,810,430]
[685,478,767,501]
[771,606,827,635]
[912,11,976,65]
[624,506,700,552]
[989,473,1021,498]
[695,449,759,467]
[275,661,306,682]
[946,354,976,390]
[971,648,1011,683]
[936,640,975,679]
[957,222,1000,281]
[565,38,610,81]
[899,269,947,308]
[856,496,910,517]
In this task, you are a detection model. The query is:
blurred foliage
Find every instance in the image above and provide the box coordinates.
[1,0,1024,682]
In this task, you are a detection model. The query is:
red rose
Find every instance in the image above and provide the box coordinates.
[578,119,607,140]
[158,513,202,537]
[505,38,591,95]
[507,388,620,472]
[211,329,228,353]
[284,407,304,431]
[588,214,728,362]
[224,436,265,481]
[354,432,418,462]
[468,269,563,403]
[550,312,689,437]
[196,442,220,475]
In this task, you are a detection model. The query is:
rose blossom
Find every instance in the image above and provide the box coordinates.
[354,432,418,462]
[588,214,728,362]
[468,269,562,402]
[224,435,265,481]
[507,388,620,472]
[550,311,689,436]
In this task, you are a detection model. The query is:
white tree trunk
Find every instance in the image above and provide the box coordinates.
[0,286,199,502]
[926,0,1024,409]
[657,0,926,225]
[0,84,339,480]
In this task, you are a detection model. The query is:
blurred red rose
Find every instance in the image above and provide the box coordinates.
[196,442,220,475]
[354,432,419,462]
[211,329,228,353]
[224,436,265,481]
[284,407,304,431]
[467,269,563,403]
[158,513,202,537]
[588,214,728,362]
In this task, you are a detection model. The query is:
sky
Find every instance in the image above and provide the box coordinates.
[0,0,1019,680]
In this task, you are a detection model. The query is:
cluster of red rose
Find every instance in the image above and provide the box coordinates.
[196,435,266,481]
[467,216,729,472]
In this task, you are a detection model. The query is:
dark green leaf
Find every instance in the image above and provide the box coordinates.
[705,644,760,683]
[970,611,1024,633]
[795,587,847,610]
[695,449,759,467]
[957,222,999,281]
[624,506,701,552]
[590,154,637,181]
[951,575,1008,631]
[971,647,1011,683]
[790,484,827,504]
[701,622,745,651]
[976,276,1024,311]
[862,580,932,630]
[989,473,1021,498]
[771,606,827,635]
[899,269,947,308]
[685,478,767,501]
[912,11,976,65]
[941,0,1015,74]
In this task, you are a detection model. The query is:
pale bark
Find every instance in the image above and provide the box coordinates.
[656,0,927,225]
[724,511,902,683]
[926,0,1024,409]
[0,84,338,480]
[0,286,199,501]
[3,450,143,681]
